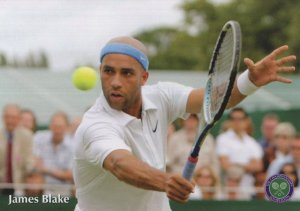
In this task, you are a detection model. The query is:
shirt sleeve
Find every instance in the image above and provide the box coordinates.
[82,123,131,168]
[156,82,193,123]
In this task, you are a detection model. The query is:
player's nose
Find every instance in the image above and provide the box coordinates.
[111,74,122,89]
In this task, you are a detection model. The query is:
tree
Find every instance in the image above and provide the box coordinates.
[134,0,300,71]
[0,52,7,66]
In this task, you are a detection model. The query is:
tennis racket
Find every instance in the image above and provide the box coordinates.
[182,20,241,180]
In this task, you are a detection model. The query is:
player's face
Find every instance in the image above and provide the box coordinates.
[100,54,148,113]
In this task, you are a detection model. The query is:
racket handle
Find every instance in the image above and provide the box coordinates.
[182,156,198,180]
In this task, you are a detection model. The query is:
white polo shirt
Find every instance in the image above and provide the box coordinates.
[216,129,263,165]
[216,129,263,190]
[73,82,192,211]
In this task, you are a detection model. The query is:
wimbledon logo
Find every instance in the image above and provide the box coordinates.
[265,174,294,203]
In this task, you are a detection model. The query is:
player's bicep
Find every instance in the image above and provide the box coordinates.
[103,149,132,172]
[186,88,204,114]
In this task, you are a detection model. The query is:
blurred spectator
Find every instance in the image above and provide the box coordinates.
[24,172,44,197]
[68,116,82,138]
[273,122,296,160]
[221,165,250,200]
[216,107,263,189]
[219,120,231,134]
[20,109,37,133]
[252,171,266,200]
[267,134,300,184]
[34,111,73,195]
[190,166,220,200]
[259,113,279,150]
[262,145,276,171]
[279,162,300,200]
[245,117,254,136]
[0,104,34,195]
[167,114,219,175]
[167,122,176,142]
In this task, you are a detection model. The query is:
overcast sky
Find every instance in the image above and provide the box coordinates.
[0,0,226,71]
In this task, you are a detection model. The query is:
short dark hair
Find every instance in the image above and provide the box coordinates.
[263,113,279,122]
[228,107,248,119]
[279,162,299,186]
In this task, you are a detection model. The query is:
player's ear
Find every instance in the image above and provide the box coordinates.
[141,70,149,85]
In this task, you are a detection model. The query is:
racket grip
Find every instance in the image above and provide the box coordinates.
[182,156,198,180]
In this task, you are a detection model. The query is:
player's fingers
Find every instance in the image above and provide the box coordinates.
[167,191,189,203]
[243,58,255,70]
[277,66,296,73]
[276,55,297,66]
[270,45,289,58]
[167,179,193,196]
[174,177,195,192]
[275,75,292,84]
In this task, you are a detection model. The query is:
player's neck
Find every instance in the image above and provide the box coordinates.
[123,98,143,119]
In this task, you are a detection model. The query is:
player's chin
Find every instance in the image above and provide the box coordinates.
[108,99,125,111]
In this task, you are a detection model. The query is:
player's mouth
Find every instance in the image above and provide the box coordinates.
[110,92,124,101]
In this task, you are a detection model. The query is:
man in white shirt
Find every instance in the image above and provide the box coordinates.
[34,112,73,195]
[73,36,296,211]
[216,108,263,191]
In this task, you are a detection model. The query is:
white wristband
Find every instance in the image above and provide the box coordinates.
[237,70,258,96]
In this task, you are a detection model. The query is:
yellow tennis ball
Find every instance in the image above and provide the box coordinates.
[72,66,97,91]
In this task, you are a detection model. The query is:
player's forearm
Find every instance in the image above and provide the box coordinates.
[104,150,169,192]
[226,80,247,108]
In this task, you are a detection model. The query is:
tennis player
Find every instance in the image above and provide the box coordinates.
[73,36,296,211]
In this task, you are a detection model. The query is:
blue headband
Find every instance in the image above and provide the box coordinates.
[100,43,149,70]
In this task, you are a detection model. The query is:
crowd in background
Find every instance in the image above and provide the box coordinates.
[0,103,300,201]
[0,104,80,197]
[166,108,300,201]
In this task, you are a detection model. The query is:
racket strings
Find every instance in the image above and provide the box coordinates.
[210,28,235,116]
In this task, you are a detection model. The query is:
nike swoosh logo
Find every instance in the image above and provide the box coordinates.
[152,120,158,133]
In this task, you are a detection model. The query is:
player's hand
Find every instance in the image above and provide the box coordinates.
[165,174,195,203]
[244,45,296,87]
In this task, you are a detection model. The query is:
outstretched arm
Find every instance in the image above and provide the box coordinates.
[103,149,195,203]
[187,45,296,113]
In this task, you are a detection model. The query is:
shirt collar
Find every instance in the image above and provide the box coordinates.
[227,129,247,140]
[141,89,158,111]
[99,90,158,126]
[99,93,135,126]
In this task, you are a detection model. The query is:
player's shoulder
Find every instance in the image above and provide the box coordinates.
[79,112,119,135]
[146,81,188,89]
[143,81,191,102]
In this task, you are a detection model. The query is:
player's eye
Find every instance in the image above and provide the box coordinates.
[103,67,114,74]
[122,69,134,77]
